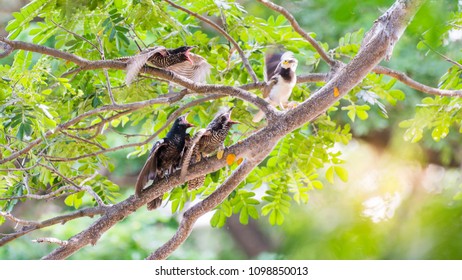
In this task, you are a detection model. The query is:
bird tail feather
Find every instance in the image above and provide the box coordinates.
[180,129,207,181]
[147,197,163,211]
[252,110,265,123]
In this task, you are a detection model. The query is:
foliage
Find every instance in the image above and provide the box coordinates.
[0,0,461,260]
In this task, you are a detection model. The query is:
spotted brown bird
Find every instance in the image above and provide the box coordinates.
[124,46,211,85]
[252,51,298,122]
[180,108,239,190]
[135,115,194,210]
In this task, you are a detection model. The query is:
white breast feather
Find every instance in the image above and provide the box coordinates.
[268,75,296,107]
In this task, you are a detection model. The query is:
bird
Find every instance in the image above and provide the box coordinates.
[180,108,239,190]
[123,45,211,85]
[252,51,298,122]
[135,114,194,210]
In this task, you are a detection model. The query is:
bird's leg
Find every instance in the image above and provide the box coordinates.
[279,101,286,110]
[286,101,299,109]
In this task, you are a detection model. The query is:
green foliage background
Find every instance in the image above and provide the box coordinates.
[0,0,462,259]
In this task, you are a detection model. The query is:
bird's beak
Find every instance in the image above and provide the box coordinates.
[226,107,239,125]
[228,119,240,125]
[185,46,195,65]
[180,113,195,128]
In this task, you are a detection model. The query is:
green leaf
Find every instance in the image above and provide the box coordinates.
[334,166,348,182]
[64,192,84,209]
[389,89,406,100]
[239,207,249,225]
[326,166,335,184]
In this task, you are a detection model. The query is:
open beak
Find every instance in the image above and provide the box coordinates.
[180,113,195,128]
[228,119,240,125]
[226,107,239,125]
[185,46,195,65]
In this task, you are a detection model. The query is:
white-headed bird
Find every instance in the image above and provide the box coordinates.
[253,51,298,122]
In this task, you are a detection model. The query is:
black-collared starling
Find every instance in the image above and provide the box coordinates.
[181,108,239,190]
[124,46,210,85]
[135,115,194,210]
[253,51,298,122]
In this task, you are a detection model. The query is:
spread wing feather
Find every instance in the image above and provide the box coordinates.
[263,76,278,99]
[167,53,211,83]
[125,47,166,86]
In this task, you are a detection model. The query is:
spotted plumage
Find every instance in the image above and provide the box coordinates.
[252,51,298,122]
[180,108,239,190]
[135,115,194,210]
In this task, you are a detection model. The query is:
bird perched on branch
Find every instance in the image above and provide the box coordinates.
[123,46,211,85]
[180,108,239,190]
[252,51,298,122]
[135,115,194,210]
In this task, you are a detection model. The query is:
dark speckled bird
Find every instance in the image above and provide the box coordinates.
[135,115,194,210]
[124,46,211,85]
[180,108,239,190]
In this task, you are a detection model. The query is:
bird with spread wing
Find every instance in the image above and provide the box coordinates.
[123,46,211,85]
[252,51,298,123]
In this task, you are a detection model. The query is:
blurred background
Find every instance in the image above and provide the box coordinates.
[1,0,462,260]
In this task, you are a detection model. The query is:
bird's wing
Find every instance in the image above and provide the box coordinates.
[265,52,283,81]
[135,140,167,197]
[180,129,211,181]
[125,46,167,86]
[263,75,279,99]
[167,53,211,83]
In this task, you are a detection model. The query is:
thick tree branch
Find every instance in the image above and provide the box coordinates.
[147,158,265,260]
[163,0,259,83]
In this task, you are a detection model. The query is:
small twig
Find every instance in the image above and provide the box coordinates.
[66,109,135,132]
[0,186,78,201]
[32,237,68,246]
[373,65,462,97]
[420,40,462,69]
[256,0,337,67]
[163,0,259,83]
[0,206,107,247]
[128,24,147,49]
[97,37,117,105]
[38,162,107,207]
[108,128,150,139]
[0,211,39,227]
[51,19,100,52]
[61,131,106,150]
[44,95,225,162]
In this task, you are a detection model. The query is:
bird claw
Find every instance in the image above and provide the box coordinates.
[286,101,299,109]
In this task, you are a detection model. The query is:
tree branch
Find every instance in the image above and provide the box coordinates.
[163,0,259,83]
[32,237,68,246]
[0,206,107,247]
[45,95,224,162]
[256,0,337,67]
[373,65,462,97]
[147,157,264,260]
